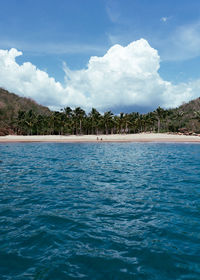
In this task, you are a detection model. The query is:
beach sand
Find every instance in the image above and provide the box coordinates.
[0,133,200,143]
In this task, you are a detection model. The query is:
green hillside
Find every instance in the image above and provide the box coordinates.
[170,98,200,133]
[0,88,50,135]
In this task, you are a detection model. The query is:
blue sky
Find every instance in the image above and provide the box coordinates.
[0,0,200,112]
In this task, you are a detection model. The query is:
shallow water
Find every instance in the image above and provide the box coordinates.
[0,142,200,279]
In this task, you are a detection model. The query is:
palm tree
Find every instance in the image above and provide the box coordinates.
[128,112,139,133]
[144,112,157,132]
[113,115,120,134]
[63,107,73,134]
[89,108,101,134]
[42,115,51,135]
[119,113,125,133]
[154,107,165,133]
[170,110,184,131]
[64,107,72,118]
[35,114,44,135]
[17,110,25,134]
[25,110,37,135]
[124,113,132,134]
[73,107,86,135]
[103,111,114,135]
[134,114,144,133]
[52,111,63,135]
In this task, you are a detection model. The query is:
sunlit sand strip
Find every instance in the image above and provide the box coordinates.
[0,133,200,143]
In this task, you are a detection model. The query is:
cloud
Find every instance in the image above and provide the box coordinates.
[160,17,170,23]
[0,48,64,110]
[0,39,199,113]
[106,0,120,23]
[106,19,200,62]
[160,21,200,61]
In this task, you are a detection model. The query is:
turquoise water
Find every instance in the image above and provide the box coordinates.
[0,142,200,279]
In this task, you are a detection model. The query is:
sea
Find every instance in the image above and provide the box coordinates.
[0,142,200,279]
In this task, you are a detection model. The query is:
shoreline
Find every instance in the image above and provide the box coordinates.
[0,133,200,143]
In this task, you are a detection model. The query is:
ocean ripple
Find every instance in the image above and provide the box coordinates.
[0,143,200,279]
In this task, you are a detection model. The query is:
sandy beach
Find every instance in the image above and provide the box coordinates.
[0,133,200,143]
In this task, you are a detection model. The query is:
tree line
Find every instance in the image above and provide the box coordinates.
[13,106,200,135]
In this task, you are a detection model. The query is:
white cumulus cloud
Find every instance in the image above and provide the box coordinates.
[0,39,199,112]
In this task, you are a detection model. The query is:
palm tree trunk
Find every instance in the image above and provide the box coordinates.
[158,118,160,133]
[80,120,82,134]
[105,124,108,135]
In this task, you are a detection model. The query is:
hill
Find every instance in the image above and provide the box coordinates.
[0,88,51,135]
[171,97,200,133]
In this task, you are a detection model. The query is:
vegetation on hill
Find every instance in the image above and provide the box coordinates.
[175,98,200,132]
[0,87,200,135]
[0,88,50,135]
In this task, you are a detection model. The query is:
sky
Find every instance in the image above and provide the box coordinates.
[0,0,200,113]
